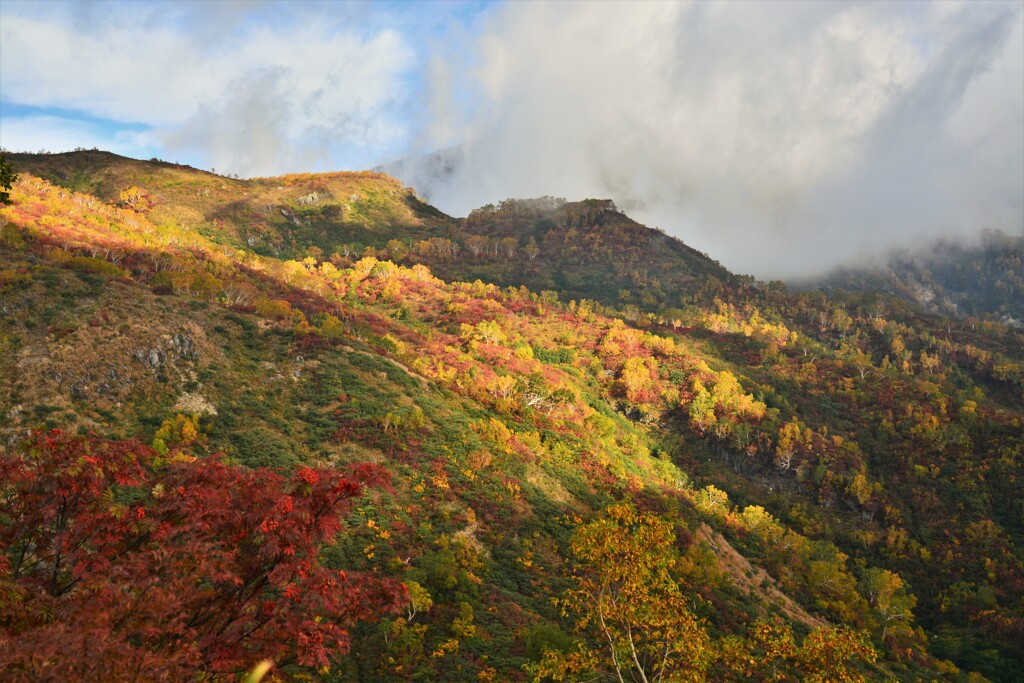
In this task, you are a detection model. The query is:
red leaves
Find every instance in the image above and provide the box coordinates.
[0,430,404,681]
[297,466,320,485]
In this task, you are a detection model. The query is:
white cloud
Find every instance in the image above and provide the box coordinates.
[0,2,415,176]
[406,0,1023,278]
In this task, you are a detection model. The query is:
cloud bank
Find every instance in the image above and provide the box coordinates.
[407,1,1023,278]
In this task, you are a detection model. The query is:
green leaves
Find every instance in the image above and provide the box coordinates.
[0,153,17,205]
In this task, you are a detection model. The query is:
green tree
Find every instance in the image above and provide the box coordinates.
[0,153,18,204]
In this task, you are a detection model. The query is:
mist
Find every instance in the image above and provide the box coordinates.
[400,1,1024,279]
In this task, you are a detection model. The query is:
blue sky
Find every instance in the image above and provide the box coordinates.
[1,0,1021,277]
[0,0,495,172]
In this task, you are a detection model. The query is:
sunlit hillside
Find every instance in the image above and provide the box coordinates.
[1,152,1022,682]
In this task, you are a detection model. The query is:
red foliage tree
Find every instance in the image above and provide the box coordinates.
[0,431,405,682]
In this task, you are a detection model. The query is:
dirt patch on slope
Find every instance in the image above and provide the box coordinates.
[695,523,826,631]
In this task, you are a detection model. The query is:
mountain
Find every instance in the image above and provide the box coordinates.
[815,231,1024,326]
[1,151,1023,682]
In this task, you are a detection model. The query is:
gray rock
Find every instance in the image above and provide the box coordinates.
[172,333,196,359]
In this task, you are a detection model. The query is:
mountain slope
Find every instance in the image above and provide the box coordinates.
[2,151,1023,681]
[816,230,1024,325]
[7,152,734,313]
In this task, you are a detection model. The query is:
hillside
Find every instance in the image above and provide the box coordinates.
[7,152,734,316]
[1,151,1023,682]
[816,231,1024,326]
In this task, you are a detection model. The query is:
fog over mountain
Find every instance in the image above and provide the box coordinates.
[398,1,1024,279]
[1,0,1021,279]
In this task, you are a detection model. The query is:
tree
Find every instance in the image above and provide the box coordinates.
[535,504,712,682]
[0,153,17,204]
[715,621,878,683]
[500,236,518,258]
[465,235,488,258]
[860,568,916,643]
[524,236,541,261]
[119,185,147,210]
[0,431,405,681]
[795,626,878,683]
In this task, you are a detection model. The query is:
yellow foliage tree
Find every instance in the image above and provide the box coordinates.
[535,504,712,682]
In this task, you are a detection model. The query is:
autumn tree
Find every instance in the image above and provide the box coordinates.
[0,431,405,682]
[715,620,878,683]
[534,503,712,682]
[465,235,488,258]
[500,236,518,258]
[524,236,541,261]
[860,568,916,643]
[119,185,148,210]
[795,626,878,683]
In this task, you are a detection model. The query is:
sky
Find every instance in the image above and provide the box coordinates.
[1,0,1021,278]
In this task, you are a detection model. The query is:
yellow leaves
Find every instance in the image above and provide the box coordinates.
[517,550,534,569]
[553,503,713,682]
[432,639,459,658]
[846,471,881,507]
[153,413,205,454]
[318,314,345,339]
[119,186,147,210]
[405,580,433,621]
[485,375,516,401]
[642,331,676,357]
[382,278,402,302]
[382,333,405,354]
[254,298,292,321]
[696,485,730,515]
[711,371,766,420]
[451,601,477,638]
[409,262,436,282]
[461,319,507,345]
[618,356,659,404]
[687,370,767,441]
[741,505,781,540]
[351,256,378,281]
